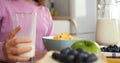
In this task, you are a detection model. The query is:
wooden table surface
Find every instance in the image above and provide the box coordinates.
[107,58,120,63]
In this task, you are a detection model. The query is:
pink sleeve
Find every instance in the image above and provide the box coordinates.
[0,1,4,20]
[0,1,6,61]
[46,8,55,36]
[0,42,6,61]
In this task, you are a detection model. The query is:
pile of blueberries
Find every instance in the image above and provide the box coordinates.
[101,45,120,52]
[52,47,98,63]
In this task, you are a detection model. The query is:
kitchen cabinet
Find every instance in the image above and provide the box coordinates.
[53,16,78,36]
[53,20,70,35]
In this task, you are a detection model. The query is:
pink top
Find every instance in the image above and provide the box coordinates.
[0,0,54,61]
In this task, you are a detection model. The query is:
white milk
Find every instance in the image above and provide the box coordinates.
[17,43,35,57]
[16,28,36,58]
[96,18,120,45]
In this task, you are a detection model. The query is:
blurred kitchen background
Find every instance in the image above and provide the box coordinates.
[45,0,97,41]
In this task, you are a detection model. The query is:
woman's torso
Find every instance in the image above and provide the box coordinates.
[0,0,54,50]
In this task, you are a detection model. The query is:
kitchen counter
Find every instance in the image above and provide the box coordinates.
[52,16,71,20]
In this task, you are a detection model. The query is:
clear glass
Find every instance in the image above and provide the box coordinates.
[12,12,37,63]
[96,0,120,45]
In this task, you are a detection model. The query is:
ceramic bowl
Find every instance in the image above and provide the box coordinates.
[42,36,84,51]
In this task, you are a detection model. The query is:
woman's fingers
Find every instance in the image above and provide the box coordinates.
[7,38,32,55]
[8,55,30,62]
[8,38,32,46]
[4,37,32,62]
[10,47,32,55]
[7,25,21,40]
[4,26,33,62]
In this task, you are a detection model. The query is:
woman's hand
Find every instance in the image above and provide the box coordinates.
[3,26,32,62]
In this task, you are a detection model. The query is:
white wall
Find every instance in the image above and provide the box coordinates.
[53,20,70,35]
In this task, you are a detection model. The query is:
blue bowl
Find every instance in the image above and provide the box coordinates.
[42,36,84,51]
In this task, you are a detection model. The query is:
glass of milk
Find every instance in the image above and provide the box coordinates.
[96,0,120,45]
[12,12,37,63]
[96,19,120,45]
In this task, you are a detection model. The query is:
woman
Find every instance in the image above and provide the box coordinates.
[0,0,54,62]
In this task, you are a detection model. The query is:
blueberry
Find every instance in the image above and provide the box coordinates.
[107,47,114,52]
[64,61,74,63]
[108,45,113,48]
[68,50,79,56]
[67,55,75,60]
[113,45,118,48]
[83,52,90,58]
[61,47,71,55]
[119,47,120,52]
[58,54,67,62]
[84,62,92,63]
[76,48,84,53]
[115,47,119,52]
[60,52,75,63]
[101,47,107,52]
[112,45,119,52]
[86,54,98,63]
[75,52,86,63]
[52,52,61,60]
[64,55,75,63]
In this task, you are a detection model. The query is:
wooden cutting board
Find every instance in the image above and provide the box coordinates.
[107,58,120,63]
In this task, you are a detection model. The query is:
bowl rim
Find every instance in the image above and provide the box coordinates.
[42,36,84,41]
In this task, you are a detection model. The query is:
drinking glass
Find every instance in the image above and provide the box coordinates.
[96,0,120,45]
[12,12,37,63]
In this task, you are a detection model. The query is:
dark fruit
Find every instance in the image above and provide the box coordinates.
[52,47,98,63]
[75,53,86,63]
[101,47,107,52]
[77,48,84,53]
[68,50,79,56]
[101,45,120,52]
[64,55,74,63]
[52,52,61,60]
[58,54,66,62]
[61,47,71,55]
[86,54,98,63]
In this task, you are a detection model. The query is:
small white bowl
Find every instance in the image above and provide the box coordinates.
[42,36,84,51]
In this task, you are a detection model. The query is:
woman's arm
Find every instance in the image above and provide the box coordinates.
[0,1,4,20]
[0,42,6,61]
[0,1,6,61]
